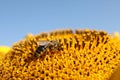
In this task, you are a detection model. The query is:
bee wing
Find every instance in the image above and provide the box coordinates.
[37,40,49,46]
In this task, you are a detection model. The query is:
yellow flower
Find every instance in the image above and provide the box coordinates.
[0,29,120,80]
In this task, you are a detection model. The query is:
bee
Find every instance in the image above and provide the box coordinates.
[34,40,62,58]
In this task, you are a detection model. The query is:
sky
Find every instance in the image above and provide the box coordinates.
[0,0,120,46]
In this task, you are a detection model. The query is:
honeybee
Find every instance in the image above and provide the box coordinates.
[34,40,62,58]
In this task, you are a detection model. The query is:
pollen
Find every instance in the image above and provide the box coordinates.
[0,29,120,80]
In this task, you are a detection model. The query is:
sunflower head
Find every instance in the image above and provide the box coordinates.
[0,29,120,80]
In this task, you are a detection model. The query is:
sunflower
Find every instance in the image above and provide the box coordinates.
[0,29,120,80]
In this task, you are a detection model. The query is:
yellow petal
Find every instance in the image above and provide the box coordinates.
[0,46,11,57]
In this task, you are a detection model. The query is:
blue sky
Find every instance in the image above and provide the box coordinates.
[0,0,120,46]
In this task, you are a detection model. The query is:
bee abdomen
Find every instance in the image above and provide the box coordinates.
[34,46,46,58]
